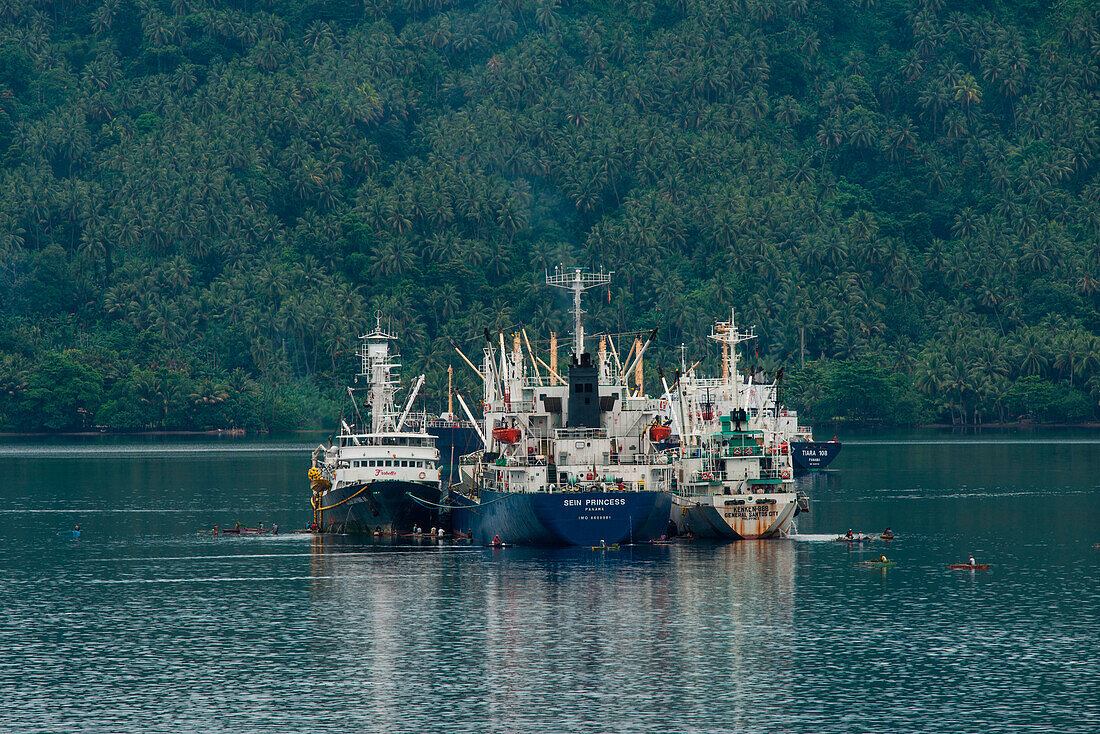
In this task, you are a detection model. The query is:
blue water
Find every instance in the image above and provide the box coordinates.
[1,431,1097,732]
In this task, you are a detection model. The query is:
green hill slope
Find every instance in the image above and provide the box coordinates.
[1,0,1098,430]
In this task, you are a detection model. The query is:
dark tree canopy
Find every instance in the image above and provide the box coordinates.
[1,0,1099,430]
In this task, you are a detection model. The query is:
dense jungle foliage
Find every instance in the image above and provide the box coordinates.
[1,0,1099,432]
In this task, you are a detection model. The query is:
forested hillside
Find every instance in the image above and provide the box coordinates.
[1,0,1098,431]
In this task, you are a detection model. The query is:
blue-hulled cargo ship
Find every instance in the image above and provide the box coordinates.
[791,438,842,474]
[447,268,674,547]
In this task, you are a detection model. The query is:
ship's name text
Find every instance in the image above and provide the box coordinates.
[563,498,627,507]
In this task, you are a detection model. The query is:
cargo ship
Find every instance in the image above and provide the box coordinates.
[789,433,842,475]
[309,316,442,534]
[448,268,672,546]
[662,314,807,539]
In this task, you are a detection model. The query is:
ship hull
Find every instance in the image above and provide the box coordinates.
[427,423,481,480]
[791,440,842,474]
[319,480,439,534]
[671,493,798,539]
[448,489,673,546]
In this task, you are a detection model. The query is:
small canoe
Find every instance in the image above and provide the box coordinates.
[881,534,895,540]
[835,535,874,543]
[949,564,989,570]
[857,561,896,567]
[592,544,620,550]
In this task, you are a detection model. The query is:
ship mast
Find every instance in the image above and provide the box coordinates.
[546,267,612,357]
[709,310,756,399]
[359,311,401,433]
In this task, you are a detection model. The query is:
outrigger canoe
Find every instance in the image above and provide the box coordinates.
[592,544,620,551]
[949,564,989,570]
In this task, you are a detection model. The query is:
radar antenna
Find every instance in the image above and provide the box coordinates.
[545,266,612,358]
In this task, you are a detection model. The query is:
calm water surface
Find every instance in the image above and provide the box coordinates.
[1,430,1098,733]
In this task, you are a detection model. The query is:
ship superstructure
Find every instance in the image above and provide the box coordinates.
[448,268,672,546]
[309,315,441,534]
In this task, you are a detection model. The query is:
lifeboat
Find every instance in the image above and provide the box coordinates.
[492,427,521,444]
[649,424,671,442]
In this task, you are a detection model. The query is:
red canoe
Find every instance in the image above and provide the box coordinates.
[949,564,990,570]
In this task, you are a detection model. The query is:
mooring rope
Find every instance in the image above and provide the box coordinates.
[316,484,372,512]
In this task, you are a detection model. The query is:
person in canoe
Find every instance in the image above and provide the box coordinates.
[969,554,976,566]
[882,527,893,539]
[846,529,854,539]
[491,535,503,547]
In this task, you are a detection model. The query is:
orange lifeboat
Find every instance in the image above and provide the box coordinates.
[492,427,521,444]
[649,424,671,442]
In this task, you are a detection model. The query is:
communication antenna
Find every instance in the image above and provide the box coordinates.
[545,266,612,358]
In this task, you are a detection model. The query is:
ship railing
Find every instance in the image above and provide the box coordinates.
[555,427,608,440]
[485,479,670,494]
[627,452,676,465]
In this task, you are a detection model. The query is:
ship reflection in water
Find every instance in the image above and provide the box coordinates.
[306,536,795,732]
